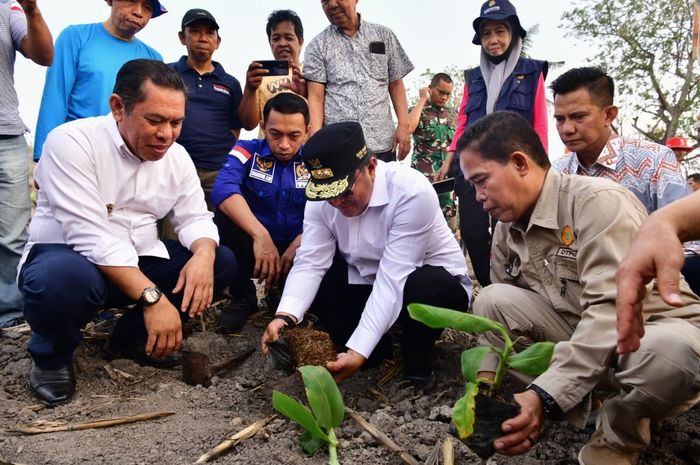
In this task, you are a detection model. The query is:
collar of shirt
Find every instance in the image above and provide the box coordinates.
[105,115,142,162]
[366,160,390,209]
[428,103,447,112]
[513,168,561,234]
[571,133,621,174]
[333,12,363,37]
[172,55,228,80]
[236,138,304,166]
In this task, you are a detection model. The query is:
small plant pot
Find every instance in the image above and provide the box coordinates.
[454,392,520,460]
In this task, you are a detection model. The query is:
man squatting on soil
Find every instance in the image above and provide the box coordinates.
[459,111,700,465]
[19,59,236,407]
[261,121,473,390]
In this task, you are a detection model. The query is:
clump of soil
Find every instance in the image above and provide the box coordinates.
[286,326,337,368]
[463,392,520,459]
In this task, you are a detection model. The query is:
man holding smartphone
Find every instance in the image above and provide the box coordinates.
[238,9,306,132]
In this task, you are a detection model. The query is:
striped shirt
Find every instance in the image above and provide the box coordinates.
[0,1,27,134]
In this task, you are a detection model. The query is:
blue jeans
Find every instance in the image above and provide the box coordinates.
[19,241,236,369]
[0,135,29,325]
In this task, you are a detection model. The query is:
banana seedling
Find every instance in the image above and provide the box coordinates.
[272,365,344,465]
[408,303,554,459]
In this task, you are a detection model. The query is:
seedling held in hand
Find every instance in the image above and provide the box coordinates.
[272,365,344,465]
[408,303,554,457]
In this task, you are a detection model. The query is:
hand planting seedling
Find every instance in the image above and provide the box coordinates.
[272,365,344,465]
[408,303,554,459]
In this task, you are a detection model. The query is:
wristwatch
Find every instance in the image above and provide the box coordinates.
[526,383,563,420]
[139,286,162,306]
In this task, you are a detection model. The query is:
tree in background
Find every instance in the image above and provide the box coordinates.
[562,0,700,147]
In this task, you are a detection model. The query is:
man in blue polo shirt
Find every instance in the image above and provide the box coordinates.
[212,93,309,332]
[169,8,243,209]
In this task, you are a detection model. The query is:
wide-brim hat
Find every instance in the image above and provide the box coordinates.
[471,0,526,45]
[302,122,370,201]
[666,136,693,150]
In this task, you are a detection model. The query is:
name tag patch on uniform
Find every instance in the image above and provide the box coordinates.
[294,162,310,188]
[555,247,577,260]
[212,84,230,96]
[250,154,275,183]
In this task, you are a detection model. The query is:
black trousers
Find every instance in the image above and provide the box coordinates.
[374,149,396,163]
[214,210,291,297]
[682,255,700,297]
[308,253,469,376]
[454,177,492,286]
[20,241,236,369]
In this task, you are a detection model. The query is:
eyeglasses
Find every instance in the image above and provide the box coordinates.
[338,167,364,199]
[338,176,358,199]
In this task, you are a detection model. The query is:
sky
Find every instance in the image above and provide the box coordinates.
[12,0,595,156]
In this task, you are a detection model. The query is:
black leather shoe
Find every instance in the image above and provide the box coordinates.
[404,371,436,393]
[103,339,180,368]
[218,295,258,334]
[29,361,76,407]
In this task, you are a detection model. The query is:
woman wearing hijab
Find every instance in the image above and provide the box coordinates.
[447,0,548,288]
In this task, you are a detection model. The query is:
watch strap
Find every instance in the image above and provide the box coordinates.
[272,314,296,328]
[527,383,564,420]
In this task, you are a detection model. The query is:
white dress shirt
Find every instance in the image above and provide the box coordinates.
[278,161,472,358]
[20,114,218,271]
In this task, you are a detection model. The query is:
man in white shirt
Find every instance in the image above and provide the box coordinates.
[18,59,236,407]
[261,122,472,389]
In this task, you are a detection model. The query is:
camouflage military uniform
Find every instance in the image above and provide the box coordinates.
[410,103,456,220]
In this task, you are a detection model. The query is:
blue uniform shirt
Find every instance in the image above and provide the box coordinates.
[212,139,307,243]
[169,56,243,170]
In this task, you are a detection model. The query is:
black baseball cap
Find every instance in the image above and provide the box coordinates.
[302,122,371,201]
[181,8,219,30]
[472,0,526,45]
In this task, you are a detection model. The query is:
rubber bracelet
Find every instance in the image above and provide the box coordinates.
[272,314,296,328]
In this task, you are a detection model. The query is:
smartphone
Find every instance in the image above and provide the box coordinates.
[258,60,289,76]
[432,177,455,195]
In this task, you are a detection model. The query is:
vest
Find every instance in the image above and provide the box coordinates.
[464,57,548,128]
[450,57,548,178]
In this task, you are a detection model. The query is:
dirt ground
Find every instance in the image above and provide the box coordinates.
[1,299,700,465]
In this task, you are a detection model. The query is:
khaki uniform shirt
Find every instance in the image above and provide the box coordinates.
[491,169,700,414]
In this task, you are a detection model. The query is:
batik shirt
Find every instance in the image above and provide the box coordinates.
[410,102,456,219]
[303,16,414,153]
[552,134,690,214]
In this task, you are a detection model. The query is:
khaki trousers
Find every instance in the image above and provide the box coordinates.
[473,283,700,452]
